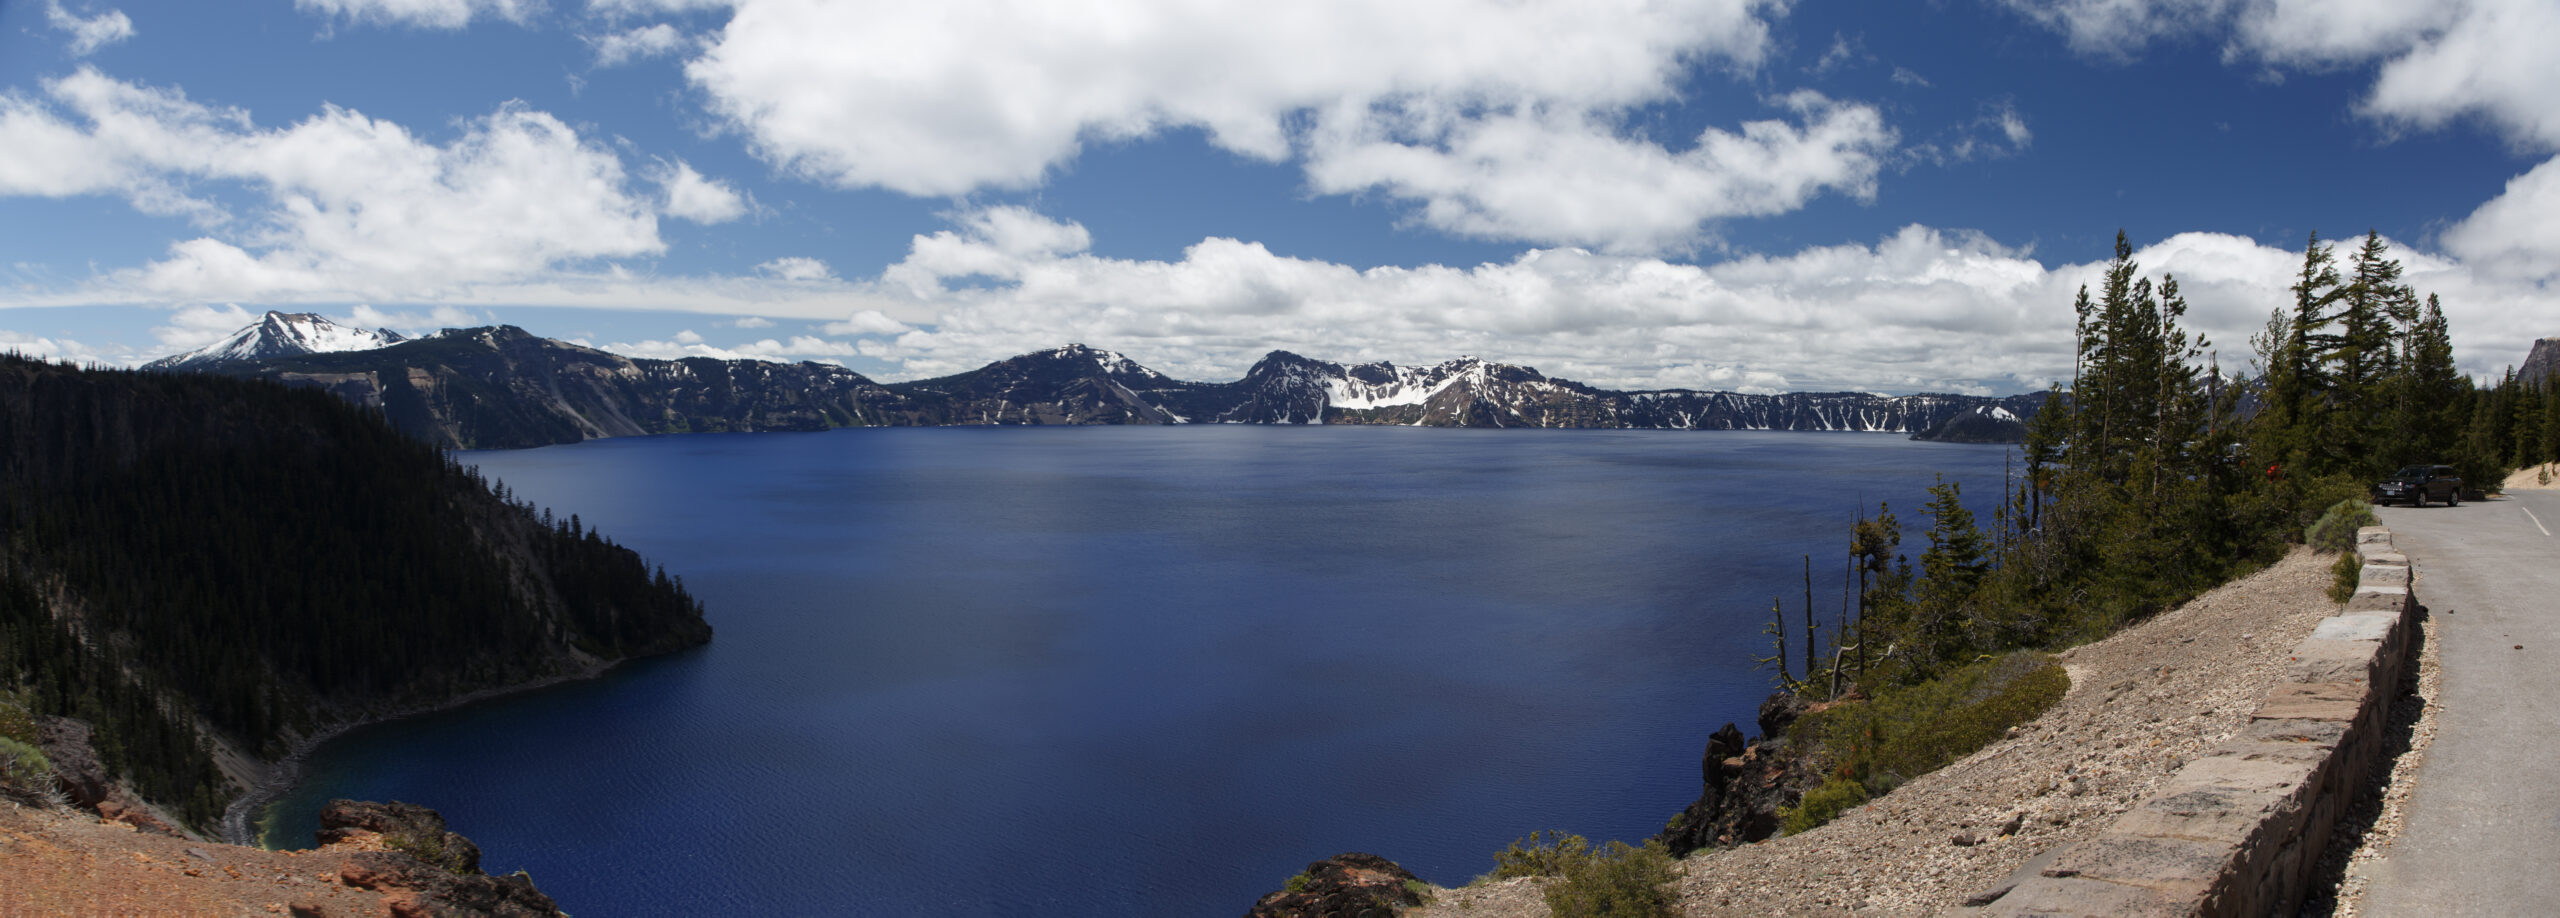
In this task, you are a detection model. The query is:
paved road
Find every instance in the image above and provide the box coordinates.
[2362,489,2560,916]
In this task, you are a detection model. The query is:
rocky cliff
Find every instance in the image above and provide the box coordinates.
[2524,337,2560,385]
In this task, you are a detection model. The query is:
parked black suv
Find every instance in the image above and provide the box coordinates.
[2373,465,2463,507]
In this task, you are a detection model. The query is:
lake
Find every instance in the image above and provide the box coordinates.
[263,426,2012,915]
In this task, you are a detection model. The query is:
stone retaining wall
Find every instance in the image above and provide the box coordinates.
[1983,528,2416,916]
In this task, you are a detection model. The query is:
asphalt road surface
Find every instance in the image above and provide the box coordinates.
[2361,488,2560,916]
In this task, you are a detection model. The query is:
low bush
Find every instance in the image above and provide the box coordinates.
[1482,831,1678,917]
[2328,550,2362,603]
[0,736,54,800]
[1485,830,1591,881]
[1783,651,2068,834]
[1780,774,1870,836]
[1544,840,1676,918]
[2305,499,2379,553]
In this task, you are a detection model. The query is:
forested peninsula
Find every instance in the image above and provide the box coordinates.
[0,354,712,836]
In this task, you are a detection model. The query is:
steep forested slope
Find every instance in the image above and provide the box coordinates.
[0,355,711,829]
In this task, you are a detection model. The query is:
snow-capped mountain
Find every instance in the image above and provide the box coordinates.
[144,311,407,371]
[171,330,2041,448]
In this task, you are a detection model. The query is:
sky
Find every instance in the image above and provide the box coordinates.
[0,0,2554,395]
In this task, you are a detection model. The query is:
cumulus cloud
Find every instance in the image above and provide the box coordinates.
[294,0,537,29]
[2442,157,2560,283]
[818,207,2556,392]
[676,0,1872,251]
[45,2,136,56]
[732,315,773,328]
[654,159,746,223]
[590,23,690,67]
[0,68,665,302]
[1302,92,1893,253]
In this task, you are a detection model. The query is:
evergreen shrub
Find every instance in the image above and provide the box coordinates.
[2305,499,2379,553]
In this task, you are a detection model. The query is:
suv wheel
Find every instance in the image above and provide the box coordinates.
[2448,489,2461,507]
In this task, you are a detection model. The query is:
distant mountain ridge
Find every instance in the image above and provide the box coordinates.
[143,311,407,371]
[160,319,2043,449]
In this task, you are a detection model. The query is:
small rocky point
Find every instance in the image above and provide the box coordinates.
[1248,852,1429,918]
[2,716,566,917]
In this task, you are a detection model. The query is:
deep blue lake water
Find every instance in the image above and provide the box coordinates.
[264,427,2010,915]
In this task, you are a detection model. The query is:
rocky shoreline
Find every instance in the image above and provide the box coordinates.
[217,656,618,847]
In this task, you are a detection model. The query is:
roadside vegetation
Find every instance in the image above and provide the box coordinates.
[1747,229,2506,837]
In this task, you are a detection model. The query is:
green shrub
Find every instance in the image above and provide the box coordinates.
[1779,774,1870,836]
[1786,651,2068,834]
[1543,840,1677,918]
[0,736,54,796]
[2305,499,2379,553]
[1403,879,1436,904]
[1481,831,1677,916]
[1486,830,1592,881]
[0,698,38,748]
[1282,872,1312,894]
[2329,550,2362,603]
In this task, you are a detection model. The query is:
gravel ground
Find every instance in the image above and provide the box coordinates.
[1415,547,2338,918]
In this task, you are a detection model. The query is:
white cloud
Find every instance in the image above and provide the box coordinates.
[0,329,116,364]
[603,332,858,362]
[1302,92,1893,253]
[45,2,136,56]
[587,0,730,15]
[0,68,666,302]
[680,0,1856,252]
[334,303,487,330]
[756,256,833,281]
[821,310,910,337]
[151,302,256,351]
[1903,102,2034,166]
[2442,157,2560,283]
[2012,1,2559,153]
[733,315,773,328]
[294,0,537,29]
[824,207,2557,393]
[1994,0,2239,58]
[590,23,690,67]
[654,159,745,223]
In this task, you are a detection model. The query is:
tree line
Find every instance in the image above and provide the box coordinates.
[0,354,711,830]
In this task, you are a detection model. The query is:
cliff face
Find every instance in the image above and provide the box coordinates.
[2523,338,2560,385]
[204,332,2044,448]
[0,355,711,832]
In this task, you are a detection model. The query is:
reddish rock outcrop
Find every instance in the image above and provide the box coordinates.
[1246,852,1429,918]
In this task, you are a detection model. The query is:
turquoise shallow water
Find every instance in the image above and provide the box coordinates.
[265,426,2010,916]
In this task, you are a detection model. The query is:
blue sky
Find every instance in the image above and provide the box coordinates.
[2,0,2555,394]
